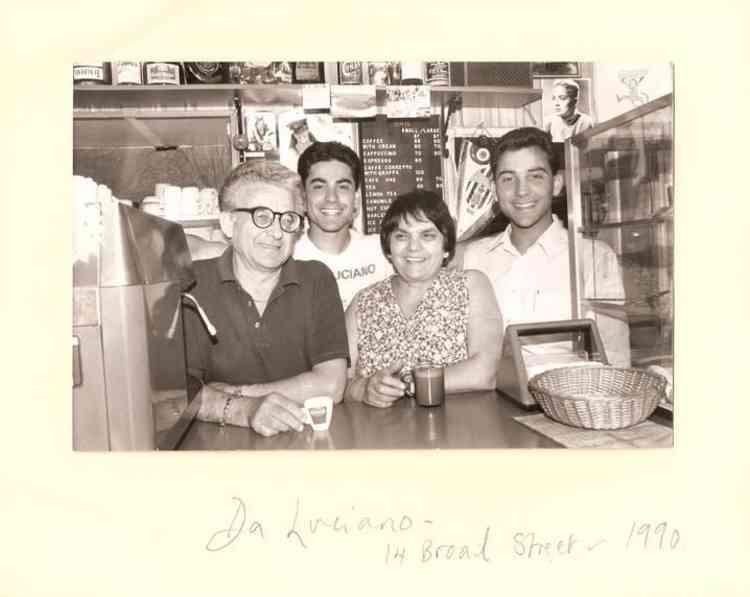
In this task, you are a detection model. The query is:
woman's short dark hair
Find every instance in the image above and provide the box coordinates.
[490,126,559,179]
[379,189,456,266]
[297,141,362,191]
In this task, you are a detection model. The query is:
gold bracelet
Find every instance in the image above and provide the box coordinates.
[219,396,232,427]
[220,387,245,427]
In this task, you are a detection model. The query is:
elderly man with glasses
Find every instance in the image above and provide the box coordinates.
[183,160,348,437]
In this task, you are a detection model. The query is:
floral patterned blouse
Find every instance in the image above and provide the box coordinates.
[355,268,469,378]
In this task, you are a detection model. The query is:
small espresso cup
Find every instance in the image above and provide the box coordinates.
[301,396,334,431]
[413,364,445,407]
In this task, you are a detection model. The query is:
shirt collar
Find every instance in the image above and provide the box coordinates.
[218,247,301,287]
[485,215,568,257]
[534,215,568,257]
[217,247,235,282]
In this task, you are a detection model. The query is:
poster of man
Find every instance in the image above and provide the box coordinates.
[541,78,595,142]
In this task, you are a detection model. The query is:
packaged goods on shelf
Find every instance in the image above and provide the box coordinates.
[73,63,111,85]
[226,62,292,84]
[144,62,183,85]
[367,62,400,86]
[111,62,142,85]
[184,62,226,84]
[425,62,450,86]
[337,62,364,85]
[291,62,325,84]
[399,62,425,85]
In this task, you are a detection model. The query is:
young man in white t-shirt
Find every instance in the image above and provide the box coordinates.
[295,141,392,310]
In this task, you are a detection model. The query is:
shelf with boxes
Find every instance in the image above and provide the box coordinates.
[73,75,543,236]
[73,84,240,222]
[73,84,302,112]
[73,84,541,114]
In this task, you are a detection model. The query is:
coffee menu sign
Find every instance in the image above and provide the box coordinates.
[359,115,443,234]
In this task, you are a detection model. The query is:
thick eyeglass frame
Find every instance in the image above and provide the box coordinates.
[231,206,302,233]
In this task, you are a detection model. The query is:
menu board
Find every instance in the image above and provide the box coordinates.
[359,116,443,234]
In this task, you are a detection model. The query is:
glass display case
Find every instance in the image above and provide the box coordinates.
[565,94,673,407]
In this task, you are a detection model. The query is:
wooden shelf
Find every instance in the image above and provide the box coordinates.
[74,83,542,112]
[74,84,302,111]
[579,212,672,233]
[174,216,220,228]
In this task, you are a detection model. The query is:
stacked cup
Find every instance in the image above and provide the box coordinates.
[181,186,200,218]
[162,185,182,221]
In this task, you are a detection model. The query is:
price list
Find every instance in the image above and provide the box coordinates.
[359,116,443,234]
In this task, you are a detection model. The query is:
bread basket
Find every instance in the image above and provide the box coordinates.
[527,366,667,430]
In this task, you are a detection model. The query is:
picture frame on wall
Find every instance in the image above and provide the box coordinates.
[291,62,326,84]
[540,77,595,143]
[530,62,580,78]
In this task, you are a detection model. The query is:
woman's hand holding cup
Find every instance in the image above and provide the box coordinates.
[363,361,407,408]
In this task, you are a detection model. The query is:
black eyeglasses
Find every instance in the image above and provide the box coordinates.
[232,206,302,233]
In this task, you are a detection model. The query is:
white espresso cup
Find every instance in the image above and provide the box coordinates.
[301,396,334,431]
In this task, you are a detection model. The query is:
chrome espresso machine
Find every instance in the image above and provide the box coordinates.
[73,182,198,450]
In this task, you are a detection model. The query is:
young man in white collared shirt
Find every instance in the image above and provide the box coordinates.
[461,127,630,367]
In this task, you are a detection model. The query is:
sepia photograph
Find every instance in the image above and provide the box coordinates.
[72,61,674,452]
[5,2,749,595]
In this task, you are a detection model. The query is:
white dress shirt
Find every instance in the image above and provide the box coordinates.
[462,216,631,368]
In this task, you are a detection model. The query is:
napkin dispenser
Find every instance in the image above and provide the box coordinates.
[496,319,609,407]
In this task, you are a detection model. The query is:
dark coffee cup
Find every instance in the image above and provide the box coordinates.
[414,364,445,407]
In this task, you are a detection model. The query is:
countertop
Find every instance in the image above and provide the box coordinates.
[176,390,562,450]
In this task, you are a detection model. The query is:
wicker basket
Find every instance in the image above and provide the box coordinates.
[527,366,667,430]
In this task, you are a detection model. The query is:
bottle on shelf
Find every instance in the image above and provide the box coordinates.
[425,62,450,86]
[111,62,143,85]
[224,62,294,85]
[367,62,398,86]
[291,62,325,84]
[337,62,364,85]
[73,63,111,85]
[399,62,425,85]
[184,62,227,84]
[143,62,184,85]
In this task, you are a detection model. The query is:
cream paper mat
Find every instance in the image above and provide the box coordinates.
[514,413,673,448]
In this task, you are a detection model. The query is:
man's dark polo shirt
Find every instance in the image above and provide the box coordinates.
[183,248,349,385]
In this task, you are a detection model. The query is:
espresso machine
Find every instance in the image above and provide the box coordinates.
[72,178,197,450]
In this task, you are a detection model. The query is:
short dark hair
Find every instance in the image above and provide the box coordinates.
[490,127,559,179]
[297,141,362,191]
[379,189,456,266]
